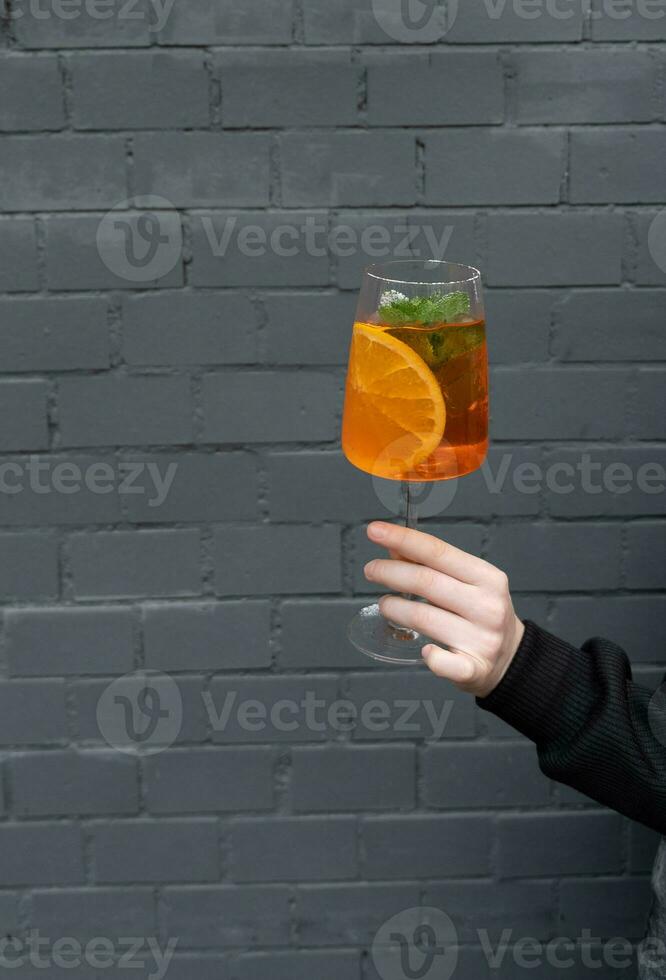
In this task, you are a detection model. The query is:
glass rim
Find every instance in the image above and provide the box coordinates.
[364,259,482,287]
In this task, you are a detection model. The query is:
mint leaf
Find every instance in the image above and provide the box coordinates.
[378,290,471,327]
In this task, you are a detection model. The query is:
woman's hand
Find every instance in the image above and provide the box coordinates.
[364,521,525,698]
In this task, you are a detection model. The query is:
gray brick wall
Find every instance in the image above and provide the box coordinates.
[0,3,664,978]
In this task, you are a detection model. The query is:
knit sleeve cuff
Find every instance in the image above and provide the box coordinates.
[476,620,597,745]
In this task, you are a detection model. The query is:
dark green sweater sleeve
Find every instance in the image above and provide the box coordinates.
[477,620,666,835]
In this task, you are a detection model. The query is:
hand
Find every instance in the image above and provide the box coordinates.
[363,522,525,698]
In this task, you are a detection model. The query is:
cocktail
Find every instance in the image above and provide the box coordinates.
[342,260,488,663]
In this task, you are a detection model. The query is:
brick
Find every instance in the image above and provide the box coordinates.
[0,823,84,885]
[0,380,48,450]
[158,0,293,44]
[291,745,415,811]
[72,674,207,744]
[0,532,58,600]
[280,132,417,207]
[91,819,218,883]
[58,375,193,448]
[367,949,490,980]
[262,292,355,365]
[143,601,271,671]
[133,133,270,208]
[44,213,184,290]
[425,129,564,206]
[237,951,360,980]
[231,817,358,882]
[122,291,257,366]
[6,606,135,676]
[487,522,622,591]
[0,893,19,936]
[70,51,209,129]
[630,823,663,873]
[13,0,152,47]
[303,0,400,43]
[554,289,666,361]
[632,211,666,287]
[491,367,630,439]
[0,680,66,743]
[70,529,201,599]
[0,54,64,130]
[423,743,550,808]
[268,451,394,523]
[121,452,258,523]
[31,887,155,942]
[633,367,666,438]
[335,210,478,291]
[543,447,666,518]
[189,211,330,288]
[345,671,476,740]
[294,883,420,945]
[498,813,623,877]
[485,290,553,364]
[208,675,339,744]
[571,130,666,205]
[0,296,109,372]
[366,51,504,125]
[353,522,484,594]
[447,3,584,41]
[0,218,39,292]
[213,525,341,596]
[147,959,231,980]
[217,51,359,128]
[590,0,666,40]
[162,885,291,947]
[202,371,340,443]
[512,49,658,124]
[280,599,370,669]
[424,880,554,941]
[145,747,274,813]
[486,213,623,286]
[12,750,139,816]
[362,815,492,878]
[0,453,127,527]
[626,521,666,589]
[0,136,126,211]
[559,878,653,939]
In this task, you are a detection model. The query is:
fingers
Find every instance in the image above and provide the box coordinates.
[365,559,475,619]
[422,645,481,687]
[367,522,495,586]
[378,594,476,652]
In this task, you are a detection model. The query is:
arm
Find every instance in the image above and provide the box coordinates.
[363,521,666,836]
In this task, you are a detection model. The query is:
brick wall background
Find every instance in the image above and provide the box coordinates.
[0,0,665,976]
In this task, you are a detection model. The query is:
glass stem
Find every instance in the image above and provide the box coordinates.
[386,482,420,641]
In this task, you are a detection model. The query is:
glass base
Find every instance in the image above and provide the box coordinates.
[348,603,433,665]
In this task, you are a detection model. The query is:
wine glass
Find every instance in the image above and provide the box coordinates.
[341,260,488,664]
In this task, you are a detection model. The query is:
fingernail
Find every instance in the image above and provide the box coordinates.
[368,522,387,540]
[364,561,376,579]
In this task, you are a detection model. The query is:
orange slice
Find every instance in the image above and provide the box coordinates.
[342,322,446,478]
